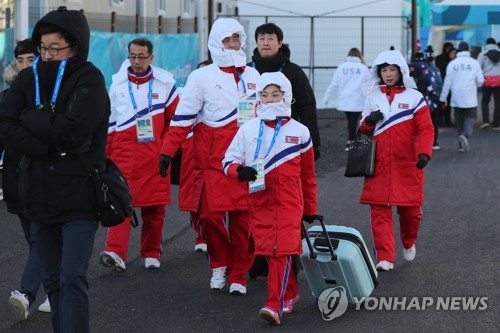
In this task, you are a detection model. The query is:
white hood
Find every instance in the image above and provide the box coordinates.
[208,18,247,67]
[362,50,416,96]
[256,72,292,120]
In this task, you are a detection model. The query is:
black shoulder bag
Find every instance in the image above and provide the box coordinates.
[77,154,134,227]
[344,131,376,178]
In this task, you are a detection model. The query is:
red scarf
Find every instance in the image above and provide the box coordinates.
[264,118,291,128]
[380,85,405,104]
[219,66,246,83]
[127,67,153,85]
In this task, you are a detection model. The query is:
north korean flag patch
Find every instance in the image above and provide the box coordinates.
[151,93,159,99]
[398,103,409,109]
[247,83,256,90]
[285,136,299,144]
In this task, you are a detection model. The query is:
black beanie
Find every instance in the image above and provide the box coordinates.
[458,41,469,52]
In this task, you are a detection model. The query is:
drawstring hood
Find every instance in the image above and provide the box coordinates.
[256,72,292,120]
[362,50,416,96]
[208,18,247,68]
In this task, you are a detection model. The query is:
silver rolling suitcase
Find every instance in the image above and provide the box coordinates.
[300,215,378,303]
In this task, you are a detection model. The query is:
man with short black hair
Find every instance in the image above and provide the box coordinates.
[1,38,52,320]
[249,23,321,160]
[100,37,180,272]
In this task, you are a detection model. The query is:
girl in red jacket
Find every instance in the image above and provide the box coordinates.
[359,50,434,271]
[223,72,318,325]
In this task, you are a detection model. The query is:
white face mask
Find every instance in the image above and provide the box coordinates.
[212,48,247,67]
[257,100,291,121]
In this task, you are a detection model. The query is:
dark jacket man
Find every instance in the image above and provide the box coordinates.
[0,8,109,224]
[249,23,321,160]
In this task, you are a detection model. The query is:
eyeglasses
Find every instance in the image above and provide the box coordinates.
[37,45,73,56]
[128,54,151,61]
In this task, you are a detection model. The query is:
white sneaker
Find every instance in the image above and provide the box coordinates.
[403,244,416,261]
[229,283,247,295]
[210,266,227,290]
[376,260,394,271]
[99,251,126,272]
[9,290,29,320]
[458,135,470,152]
[144,258,160,269]
[37,296,51,313]
[480,123,490,129]
[194,243,207,252]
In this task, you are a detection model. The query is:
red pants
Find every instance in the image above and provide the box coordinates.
[265,255,298,314]
[198,189,253,286]
[105,205,165,260]
[370,205,422,262]
[190,212,204,245]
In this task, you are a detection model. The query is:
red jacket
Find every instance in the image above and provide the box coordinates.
[359,86,434,206]
[107,65,179,207]
[223,118,318,256]
[160,64,260,212]
[178,131,197,212]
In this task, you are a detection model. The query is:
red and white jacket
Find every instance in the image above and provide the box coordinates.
[223,117,317,256]
[359,86,434,206]
[160,63,260,212]
[107,61,179,206]
[178,130,196,212]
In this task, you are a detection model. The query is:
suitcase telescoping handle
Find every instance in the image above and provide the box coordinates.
[302,215,337,261]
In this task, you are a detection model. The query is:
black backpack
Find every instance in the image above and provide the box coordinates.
[486,50,500,63]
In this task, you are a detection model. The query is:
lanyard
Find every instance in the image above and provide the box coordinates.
[127,78,153,113]
[253,118,283,160]
[237,71,246,95]
[33,56,67,111]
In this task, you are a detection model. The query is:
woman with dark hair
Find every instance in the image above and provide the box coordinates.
[0,7,109,332]
[359,50,434,272]
[323,47,370,150]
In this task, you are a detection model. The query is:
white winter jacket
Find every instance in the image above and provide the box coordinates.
[322,56,370,111]
[440,51,484,108]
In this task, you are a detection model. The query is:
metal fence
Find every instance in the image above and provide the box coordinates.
[1,7,197,34]
[221,15,410,109]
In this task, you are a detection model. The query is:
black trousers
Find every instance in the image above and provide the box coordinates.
[345,112,361,141]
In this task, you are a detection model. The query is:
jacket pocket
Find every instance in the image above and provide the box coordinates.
[43,157,96,215]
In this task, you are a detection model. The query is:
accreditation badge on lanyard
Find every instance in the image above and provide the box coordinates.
[136,114,154,142]
[128,79,155,143]
[248,158,265,193]
[237,97,256,127]
[236,72,256,127]
[248,118,283,193]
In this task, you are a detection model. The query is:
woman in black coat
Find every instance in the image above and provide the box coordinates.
[0,7,109,333]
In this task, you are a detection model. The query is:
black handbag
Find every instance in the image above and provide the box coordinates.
[344,133,376,178]
[78,154,133,227]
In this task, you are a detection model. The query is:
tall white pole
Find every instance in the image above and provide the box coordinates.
[14,0,29,41]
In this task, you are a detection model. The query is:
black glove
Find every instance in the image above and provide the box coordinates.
[313,146,320,161]
[302,215,317,223]
[237,166,257,182]
[159,154,172,178]
[416,154,429,170]
[365,110,384,126]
